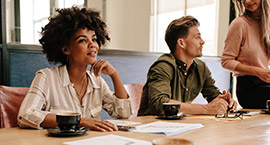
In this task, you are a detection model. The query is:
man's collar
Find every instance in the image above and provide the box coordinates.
[172,53,197,70]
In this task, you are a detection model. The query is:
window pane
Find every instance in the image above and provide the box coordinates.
[56,0,84,9]
[152,0,217,56]
[6,0,14,43]
[155,0,185,53]
[6,0,85,45]
[187,0,216,56]
[21,0,50,44]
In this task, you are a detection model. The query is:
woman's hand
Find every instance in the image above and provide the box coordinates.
[90,59,128,99]
[80,118,118,132]
[255,68,270,83]
[90,59,117,77]
[235,63,270,83]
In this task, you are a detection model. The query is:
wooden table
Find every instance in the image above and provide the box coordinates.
[1,110,270,145]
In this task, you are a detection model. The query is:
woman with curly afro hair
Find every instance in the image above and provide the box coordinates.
[18,6,132,132]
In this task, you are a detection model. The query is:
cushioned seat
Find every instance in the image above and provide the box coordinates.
[0,85,29,128]
[124,83,145,118]
[0,83,144,126]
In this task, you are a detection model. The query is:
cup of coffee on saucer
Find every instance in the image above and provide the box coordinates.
[266,100,270,110]
[261,100,270,114]
[163,103,180,116]
[158,103,183,119]
[56,112,81,133]
[152,137,194,145]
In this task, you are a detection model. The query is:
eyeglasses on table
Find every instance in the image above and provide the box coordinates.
[215,112,243,120]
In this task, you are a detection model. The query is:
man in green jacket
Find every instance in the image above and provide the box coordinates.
[138,16,237,116]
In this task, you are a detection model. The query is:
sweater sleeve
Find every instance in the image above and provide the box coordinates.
[221,18,244,72]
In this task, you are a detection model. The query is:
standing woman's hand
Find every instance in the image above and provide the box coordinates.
[90,59,117,77]
[255,68,270,83]
[235,63,270,83]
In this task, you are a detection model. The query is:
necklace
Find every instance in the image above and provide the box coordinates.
[75,75,87,97]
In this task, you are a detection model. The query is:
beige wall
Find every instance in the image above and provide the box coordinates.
[215,0,230,56]
[104,0,151,51]
[86,0,104,18]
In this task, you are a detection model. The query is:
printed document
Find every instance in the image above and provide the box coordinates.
[107,119,141,126]
[63,134,151,145]
[131,121,203,136]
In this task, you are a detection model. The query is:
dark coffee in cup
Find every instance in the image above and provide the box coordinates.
[56,112,81,132]
[162,103,180,116]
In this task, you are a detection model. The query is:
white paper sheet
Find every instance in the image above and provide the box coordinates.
[131,121,203,136]
[244,111,259,116]
[107,119,141,126]
[63,134,152,145]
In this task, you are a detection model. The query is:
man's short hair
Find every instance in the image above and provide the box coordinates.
[165,16,200,53]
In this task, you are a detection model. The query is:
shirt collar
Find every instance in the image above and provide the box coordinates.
[59,65,71,87]
[172,54,197,71]
[59,65,100,88]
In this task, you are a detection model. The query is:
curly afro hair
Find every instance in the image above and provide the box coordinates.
[39,6,110,65]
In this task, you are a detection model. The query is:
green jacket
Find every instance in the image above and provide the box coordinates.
[138,53,220,116]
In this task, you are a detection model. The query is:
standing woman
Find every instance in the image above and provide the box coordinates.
[18,6,132,131]
[221,0,270,108]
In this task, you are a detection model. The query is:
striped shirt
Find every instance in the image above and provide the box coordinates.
[17,65,132,129]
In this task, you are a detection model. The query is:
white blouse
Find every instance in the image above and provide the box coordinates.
[18,65,132,129]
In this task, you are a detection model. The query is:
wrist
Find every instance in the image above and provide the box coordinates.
[249,67,257,76]
[109,71,119,78]
[202,104,210,114]
[79,118,86,127]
